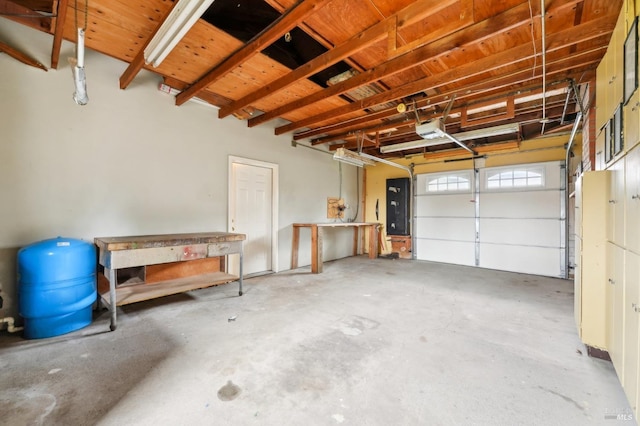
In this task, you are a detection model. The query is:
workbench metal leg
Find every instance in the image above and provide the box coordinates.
[238,248,244,296]
[108,267,117,331]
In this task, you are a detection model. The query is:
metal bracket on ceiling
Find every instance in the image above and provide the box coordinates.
[442,95,456,122]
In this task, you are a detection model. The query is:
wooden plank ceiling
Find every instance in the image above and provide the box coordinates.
[1,0,623,158]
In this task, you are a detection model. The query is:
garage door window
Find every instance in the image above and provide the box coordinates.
[427,172,472,192]
[486,166,544,189]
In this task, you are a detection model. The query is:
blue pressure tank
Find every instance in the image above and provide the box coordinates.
[18,237,96,339]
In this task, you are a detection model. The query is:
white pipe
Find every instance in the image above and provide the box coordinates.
[0,317,24,333]
[540,0,547,123]
[77,28,85,68]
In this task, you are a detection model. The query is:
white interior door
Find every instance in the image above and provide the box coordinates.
[229,157,278,276]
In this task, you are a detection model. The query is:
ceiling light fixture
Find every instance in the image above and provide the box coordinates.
[333,148,376,167]
[144,0,215,68]
[380,123,520,153]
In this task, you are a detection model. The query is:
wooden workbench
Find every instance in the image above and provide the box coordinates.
[291,222,380,273]
[95,232,245,331]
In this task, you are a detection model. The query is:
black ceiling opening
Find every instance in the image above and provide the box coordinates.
[202,0,351,88]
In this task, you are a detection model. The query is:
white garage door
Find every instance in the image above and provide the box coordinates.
[415,161,566,277]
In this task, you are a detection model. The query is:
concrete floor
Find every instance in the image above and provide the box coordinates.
[0,257,633,425]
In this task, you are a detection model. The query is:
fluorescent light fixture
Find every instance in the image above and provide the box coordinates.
[380,123,519,153]
[144,0,215,67]
[358,151,412,176]
[333,148,376,167]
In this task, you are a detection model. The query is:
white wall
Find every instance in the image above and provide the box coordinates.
[0,19,360,318]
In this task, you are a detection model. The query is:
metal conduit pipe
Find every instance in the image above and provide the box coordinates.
[358,152,415,258]
[540,0,549,135]
[563,79,586,278]
[564,111,583,279]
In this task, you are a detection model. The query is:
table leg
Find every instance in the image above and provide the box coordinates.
[368,225,379,259]
[311,225,323,273]
[238,247,244,296]
[291,225,300,269]
[108,267,117,331]
[353,227,359,256]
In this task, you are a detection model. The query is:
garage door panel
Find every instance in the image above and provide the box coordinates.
[416,217,475,240]
[415,239,476,266]
[480,191,561,218]
[479,161,563,190]
[416,173,474,195]
[479,218,561,246]
[415,161,565,277]
[479,244,562,277]
[415,194,475,217]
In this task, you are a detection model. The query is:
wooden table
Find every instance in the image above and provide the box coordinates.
[95,232,245,331]
[291,222,380,273]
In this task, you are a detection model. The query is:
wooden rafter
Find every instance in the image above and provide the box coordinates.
[0,40,47,70]
[249,1,541,128]
[274,15,615,135]
[11,0,52,11]
[217,0,458,119]
[119,0,179,90]
[254,0,592,130]
[294,60,591,144]
[333,67,594,153]
[314,91,570,149]
[263,0,369,75]
[50,0,68,69]
[0,0,51,31]
[175,0,334,106]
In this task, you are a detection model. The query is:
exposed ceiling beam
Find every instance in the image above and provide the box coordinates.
[0,39,47,70]
[248,0,542,128]
[50,0,68,69]
[263,0,370,74]
[175,0,333,106]
[274,15,614,135]
[119,0,179,90]
[295,65,594,148]
[293,64,588,143]
[330,98,570,152]
[258,1,593,132]
[0,0,51,31]
[217,0,458,119]
[10,0,52,11]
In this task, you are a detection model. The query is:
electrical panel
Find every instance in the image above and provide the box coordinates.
[386,177,410,235]
[327,197,345,219]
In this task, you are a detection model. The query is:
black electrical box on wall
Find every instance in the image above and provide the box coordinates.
[386,177,410,235]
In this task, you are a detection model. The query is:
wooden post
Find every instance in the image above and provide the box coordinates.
[353,226,359,256]
[291,225,300,269]
[368,224,379,259]
[311,225,321,273]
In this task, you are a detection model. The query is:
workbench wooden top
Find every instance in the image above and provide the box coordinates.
[292,222,379,228]
[94,232,246,251]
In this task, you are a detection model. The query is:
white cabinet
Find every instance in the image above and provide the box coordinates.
[623,90,640,152]
[609,159,626,246]
[596,9,625,132]
[626,147,640,255]
[608,242,626,383]
[623,251,640,412]
[575,171,611,349]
